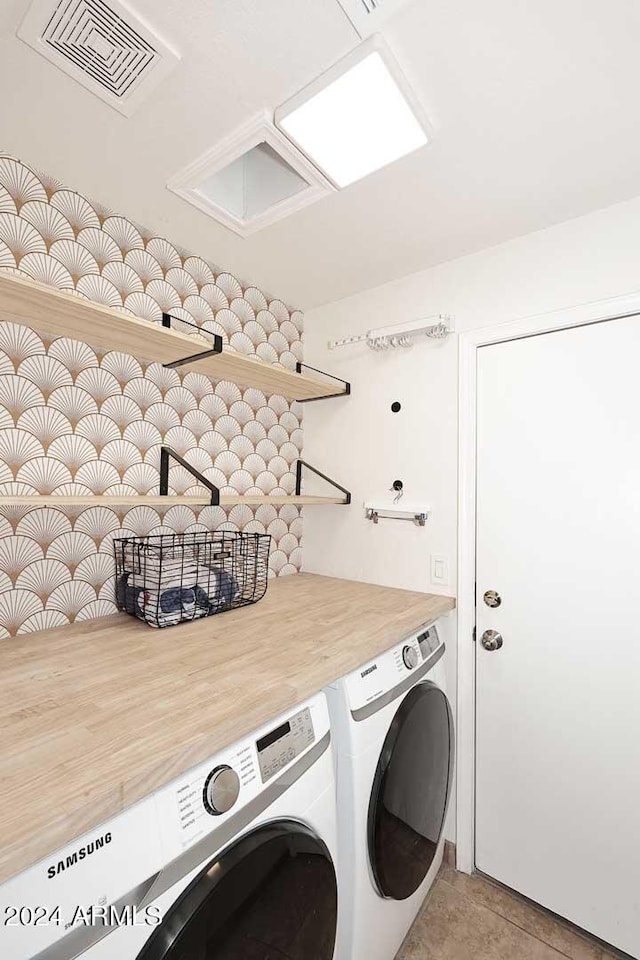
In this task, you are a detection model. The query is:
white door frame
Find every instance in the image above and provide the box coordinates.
[455,288,640,874]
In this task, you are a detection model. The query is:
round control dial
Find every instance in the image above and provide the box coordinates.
[402,644,419,670]
[203,765,240,816]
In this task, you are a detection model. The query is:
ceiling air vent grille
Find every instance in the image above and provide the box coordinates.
[336,0,411,36]
[42,0,157,100]
[17,0,180,117]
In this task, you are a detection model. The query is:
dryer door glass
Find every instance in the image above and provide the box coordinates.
[136,821,337,960]
[368,681,453,900]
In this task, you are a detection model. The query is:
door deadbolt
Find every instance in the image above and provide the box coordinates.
[481,629,503,651]
[483,590,501,608]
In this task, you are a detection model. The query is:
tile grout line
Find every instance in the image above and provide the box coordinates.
[464,872,624,960]
[436,878,579,960]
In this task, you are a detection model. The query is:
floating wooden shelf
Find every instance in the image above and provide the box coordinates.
[0,272,349,402]
[0,495,348,507]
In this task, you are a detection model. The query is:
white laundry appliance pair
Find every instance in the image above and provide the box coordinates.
[1,692,338,960]
[326,621,454,960]
[1,620,453,960]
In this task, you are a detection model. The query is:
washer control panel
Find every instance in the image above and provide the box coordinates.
[168,739,258,849]
[203,764,241,816]
[417,624,440,658]
[155,693,329,863]
[344,624,443,712]
[256,706,315,783]
[402,644,419,670]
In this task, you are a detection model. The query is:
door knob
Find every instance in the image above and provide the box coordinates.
[481,629,503,651]
[483,589,501,608]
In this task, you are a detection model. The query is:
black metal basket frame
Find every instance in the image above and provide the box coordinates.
[114,530,271,628]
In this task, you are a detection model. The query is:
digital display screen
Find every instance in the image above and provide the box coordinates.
[256,721,291,753]
[418,628,436,657]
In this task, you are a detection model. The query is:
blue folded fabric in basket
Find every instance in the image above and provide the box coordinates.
[118,567,241,627]
[160,586,210,614]
[116,575,146,615]
[153,569,239,625]
[209,568,240,609]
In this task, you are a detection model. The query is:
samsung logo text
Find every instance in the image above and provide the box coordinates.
[360,664,378,678]
[47,833,112,878]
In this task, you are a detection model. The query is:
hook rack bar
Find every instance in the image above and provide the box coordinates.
[294,363,351,402]
[295,460,351,504]
[162,313,223,368]
[328,315,453,351]
[160,446,220,505]
[365,506,429,526]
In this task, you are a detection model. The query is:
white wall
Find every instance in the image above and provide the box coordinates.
[302,191,640,591]
[302,192,640,842]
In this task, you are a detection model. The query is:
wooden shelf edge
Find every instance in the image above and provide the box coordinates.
[0,272,348,401]
[229,495,348,505]
[0,495,348,507]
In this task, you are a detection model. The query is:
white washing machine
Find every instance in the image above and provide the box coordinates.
[326,622,454,960]
[1,692,338,960]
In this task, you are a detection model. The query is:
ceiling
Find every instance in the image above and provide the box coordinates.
[3,0,640,310]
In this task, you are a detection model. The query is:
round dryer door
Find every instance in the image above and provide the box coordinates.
[368,681,454,900]
[137,821,337,960]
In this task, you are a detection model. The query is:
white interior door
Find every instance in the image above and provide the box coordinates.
[475,315,640,958]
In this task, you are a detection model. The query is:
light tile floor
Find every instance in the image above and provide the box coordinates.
[396,865,625,960]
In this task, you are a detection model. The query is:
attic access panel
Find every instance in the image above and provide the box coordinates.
[196,142,309,221]
[167,114,334,237]
[17,0,180,117]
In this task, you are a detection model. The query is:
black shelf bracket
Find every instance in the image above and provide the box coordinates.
[162,313,223,368]
[160,446,220,506]
[295,459,351,504]
[295,362,351,402]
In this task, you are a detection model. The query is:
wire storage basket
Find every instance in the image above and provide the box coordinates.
[114,531,272,628]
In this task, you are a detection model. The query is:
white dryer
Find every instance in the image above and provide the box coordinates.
[1,692,338,960]
[326,622,454,960]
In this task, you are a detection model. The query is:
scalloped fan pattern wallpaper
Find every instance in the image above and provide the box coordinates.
[0,154,304,637]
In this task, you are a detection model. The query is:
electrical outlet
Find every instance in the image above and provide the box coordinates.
[430,554,449,585]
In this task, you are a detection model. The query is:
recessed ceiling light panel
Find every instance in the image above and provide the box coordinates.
[275,37,430,188]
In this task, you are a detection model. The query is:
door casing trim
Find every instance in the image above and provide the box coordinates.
[456,288,640,874]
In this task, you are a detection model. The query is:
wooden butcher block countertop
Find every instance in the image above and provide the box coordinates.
[0,573,455,885]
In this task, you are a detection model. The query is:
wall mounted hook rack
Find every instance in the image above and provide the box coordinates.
[328,315,453,352]
[365,503,430,526]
